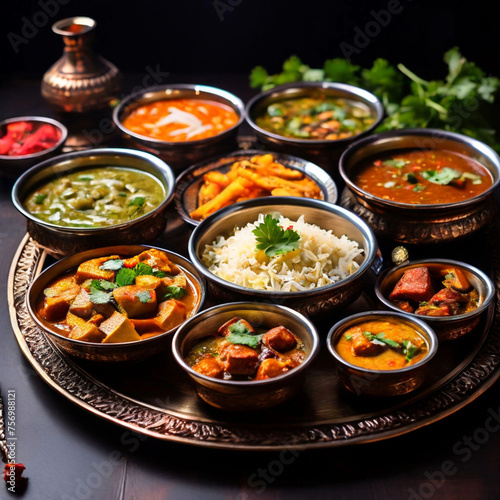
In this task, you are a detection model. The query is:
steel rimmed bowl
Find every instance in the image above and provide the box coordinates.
[172,301,320,411]
[339,128,500,244]
[174,149,338,226]
[245,81,384,167]
[12,147,175,259]
[0,116,67,179]
[113,84,245,171]
[26,244,206,363]
[327,310,438,397]
[188,197,379,317]
[375,258,495,341]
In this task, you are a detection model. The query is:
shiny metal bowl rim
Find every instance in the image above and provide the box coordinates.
[339,128,500,211]
[171,301,320,387]
[374,258,496,323]
[112,83,245,148]
[188,196,378,298]
[26,244,207,348]
[245,81,384,146]
[11,147,176,234]
[326,310,439,374]
[0,115,68,161]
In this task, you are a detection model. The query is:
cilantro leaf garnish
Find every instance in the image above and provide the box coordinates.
[252,214,300,257]
[133,262,154,276]
[153,270,167,278]
[136,290,152,303]
[226,330,264,349]
[115,268,136,287]
[164,286,186,300]
[421,167,462,185]
[382,159,407,168]
[128,196,146,207]
[99,259,124,271]
[34,193,47,205]
[89,289,112,304]
[363,331,400,348]
[228,320,252,336]
[402,339,420,362]
[90,279,117,291]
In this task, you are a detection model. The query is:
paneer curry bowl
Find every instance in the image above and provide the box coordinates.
[375,259,494,341]
[27,245,205,362]
[172,302,319,411]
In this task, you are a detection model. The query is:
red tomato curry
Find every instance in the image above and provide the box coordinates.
[353,149,493,204]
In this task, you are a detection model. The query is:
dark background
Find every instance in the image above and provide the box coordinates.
[1,0,499,85]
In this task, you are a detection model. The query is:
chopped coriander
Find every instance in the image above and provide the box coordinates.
[133,262,154,276]
[128,196,146,207]
[402,339,420,362]
[421,168,462,185]
[136,290,152,303]
[99,259,124,271]
[33,193,47,205]
[115,267,136,287]
[164,286,187,300]
[363,331,400,348]
[226,331,264,349]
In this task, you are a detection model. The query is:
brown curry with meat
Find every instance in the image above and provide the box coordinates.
[388,265,479,317]
[36,248,200,343]
[185,317,306,381]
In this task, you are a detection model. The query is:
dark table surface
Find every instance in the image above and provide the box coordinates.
[1,73,500,500]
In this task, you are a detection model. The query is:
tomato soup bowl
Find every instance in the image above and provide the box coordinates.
[245,82,384,170]
[339,128,500,244]
[327,310,438,397]
[0,116,67,179]
[172,302,319,411]
[375,259,495,341]
[188,197,380,318]
[26,244,206,363]
[12,148,175,259]
[113,84,245,171]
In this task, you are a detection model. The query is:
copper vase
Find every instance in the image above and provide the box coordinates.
[41,16,121,113]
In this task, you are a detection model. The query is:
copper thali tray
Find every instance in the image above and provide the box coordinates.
[8,206,500,450]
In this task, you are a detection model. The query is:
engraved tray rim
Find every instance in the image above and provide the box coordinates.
[8,233,500,450]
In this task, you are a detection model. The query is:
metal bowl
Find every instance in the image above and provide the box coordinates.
[245,82,384,168]
[12,148,175,259]
[174,149,338,226]
[172,302,319,411]
[0,116,67,179]
[327,310,438,397]
[27,244,206,363]
[339,128,500,244]
[113,84,245,171]
[375,259,495,341]
[188,197,379,317]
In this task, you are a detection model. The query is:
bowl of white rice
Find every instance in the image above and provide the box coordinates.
[188,197,379,316]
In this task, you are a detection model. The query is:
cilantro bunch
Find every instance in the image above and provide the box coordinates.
[249,48,500,151]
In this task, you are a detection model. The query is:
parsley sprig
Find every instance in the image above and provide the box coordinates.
[252,215,300,257]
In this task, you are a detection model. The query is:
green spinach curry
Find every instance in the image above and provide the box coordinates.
[24,167,165,227]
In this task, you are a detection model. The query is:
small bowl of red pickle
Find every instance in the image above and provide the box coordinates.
[0,116,67,178]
